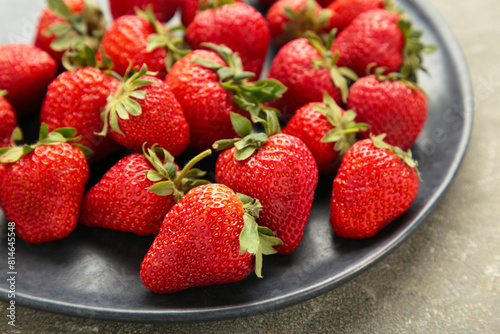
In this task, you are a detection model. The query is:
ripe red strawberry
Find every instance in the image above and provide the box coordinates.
[140,183,282,293]
[330,134,420,238]
[215,113,318,254]
[165,44,286,152]
[34,0,106,70]
[98,66,190,156]
[347,72,428,151]
[185,2,270,78]
[326,0,384,32]
[40,67,121,162]
[282,93,369,174]
[267,33,357,120]
[0,92,17,148]
[181,0,243,27]
[0,124,90,243]
[110,0,184,22]
[0,43,57,117]
[80,145,211,235]
[98,7,189,79]
[331,9,435,81]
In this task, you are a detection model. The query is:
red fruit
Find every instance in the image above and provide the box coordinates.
[34,0,106,70]
[0,94,17,147]
[0,43,56,117]
[282,93,368,174]
[140,183,282,293]
[98,15,168,78]
[216,133,318,254]
[266,0,332,47]
[181,0,243,27]
[110,0,184,22]
[267,36,353,120]
[347,74,428,151]
[331,9,403,77]
[99,67,190,156]
[326,0,384,32]
[0,125,89,243]
[80,146,211,235]
[330,135,419,239]
[40,67,121,162]
[186,2,270,78]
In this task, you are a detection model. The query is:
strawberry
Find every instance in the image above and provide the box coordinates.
[0,124,90,243]
[34,0,106,70]
[215,112,318,254]
[97,65,190,156]
[326,0,385,32]
[267,32,357,120]
[0,43,57,117]
[0,92,17,148]
[98,7,189,79]
[330,134,420,238]
[185,2,270,78]
[40,67,121,162]
[80,145,211,235]
[181,0,243,28]
[346,72,428,151]
[140,183,282,293]
[282,92,369,174]
[266,0,332,47]
[109,0,184,23]
[165,44,286,152]
[331,9,435,81]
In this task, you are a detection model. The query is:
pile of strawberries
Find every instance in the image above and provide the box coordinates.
[0,0,434,293]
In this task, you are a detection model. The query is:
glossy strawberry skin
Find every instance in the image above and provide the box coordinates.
[79,153,176,235]
[34,0,84,69]
[347,75,428,151]
[330,138,419,238]
[140,183,254,293]
[326,0,384,32]
[331,9,403,77]
[186,3,270,78]
[267,38,343,121]
[282,102,344,174]
[98,15,168,79]
[109,76,190,156]
[216,134,318,254]
[0,43,57,117]
[165,50,243,152]
[109,0,184,22]
[0,144,89,243]
[0,96,17,147]
[40,67,121,162]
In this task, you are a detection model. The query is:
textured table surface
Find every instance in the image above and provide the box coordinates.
[1,0,499,333]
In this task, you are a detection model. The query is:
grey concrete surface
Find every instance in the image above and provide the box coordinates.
[1,0,499,333]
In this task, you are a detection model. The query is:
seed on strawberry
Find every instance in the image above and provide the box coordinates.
[0,124,90,243]
[80,145,212,235]
[140,183,282,293]
[330,134,420,239]
[346,71,428,151]
[0,43,57,117]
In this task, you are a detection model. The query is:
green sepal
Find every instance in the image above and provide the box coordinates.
[237,193,283,278]
[212,138,241,151]
[230,112,253,138]
[47,0,74,21]
[148,180,175,196]
[233,133,269,161]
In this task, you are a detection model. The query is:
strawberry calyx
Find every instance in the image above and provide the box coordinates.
[312,92,370,154]
[369,66,426,93]
[0,123,92,164]
[136,5,191,71]
[307,30,358,103]
[61,44,116,75]
[370,133,421,180]
[200,0,236,10]
[44,0,106,54]
[278,0,333,44]
[97,64,157,137]
[144,144,212,202]
[191,43,287,123]
[237,193,283,278]
[398,16,437,83]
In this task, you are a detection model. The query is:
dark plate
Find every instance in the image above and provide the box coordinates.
[0,0,473,322]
